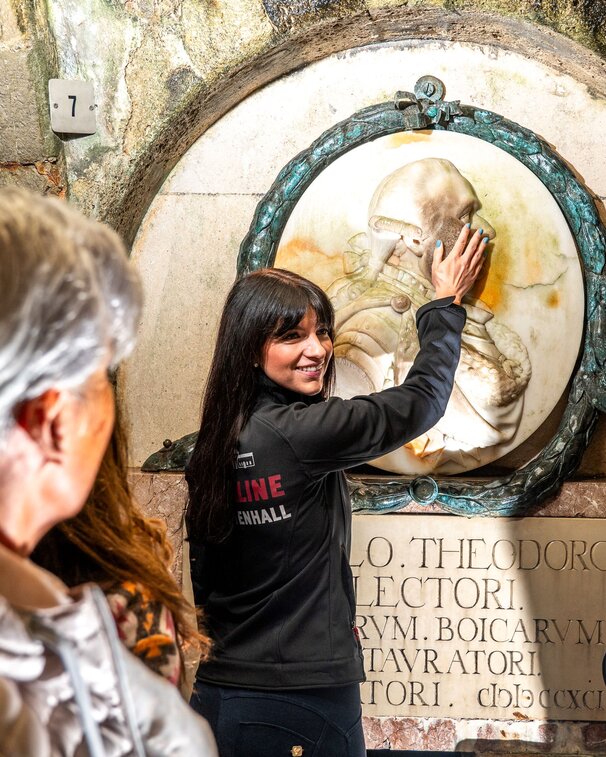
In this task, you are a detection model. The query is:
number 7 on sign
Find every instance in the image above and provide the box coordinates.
[48,79,96,135]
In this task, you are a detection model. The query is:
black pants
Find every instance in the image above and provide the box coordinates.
[191,679,366,757]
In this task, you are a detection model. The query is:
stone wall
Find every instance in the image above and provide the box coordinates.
[2,0,606,753]
[1,0,66,194]
[5,2,605,239]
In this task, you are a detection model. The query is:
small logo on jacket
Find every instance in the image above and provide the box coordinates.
[235,452,255,469]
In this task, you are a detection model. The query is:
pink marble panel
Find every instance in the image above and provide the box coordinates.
[128,471,188,587]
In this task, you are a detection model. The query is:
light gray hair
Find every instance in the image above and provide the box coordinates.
[0,187,143,440]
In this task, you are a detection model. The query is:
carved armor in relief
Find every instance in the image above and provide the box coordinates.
[327,159,531,474]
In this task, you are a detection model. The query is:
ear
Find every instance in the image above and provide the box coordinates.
[14,390,65,461]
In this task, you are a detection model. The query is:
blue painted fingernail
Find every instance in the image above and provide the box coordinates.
[483,236,489,244]
[436,239,442,247]
[478,228,483,235]
[465,223,471,229]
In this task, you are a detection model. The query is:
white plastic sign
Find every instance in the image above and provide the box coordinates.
[48,79,96,135]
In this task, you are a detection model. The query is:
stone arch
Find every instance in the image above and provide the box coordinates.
[103,6,606,249]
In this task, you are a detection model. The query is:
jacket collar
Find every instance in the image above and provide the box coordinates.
[0,543,96,682]
[254,372,325,409]
[0,542,68,610]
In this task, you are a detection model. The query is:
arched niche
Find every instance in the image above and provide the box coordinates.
[120,18,606,476]
[108,9,606,250]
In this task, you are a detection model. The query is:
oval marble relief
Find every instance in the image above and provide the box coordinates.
[275,130,584,475]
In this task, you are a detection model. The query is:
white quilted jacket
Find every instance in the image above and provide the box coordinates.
[0,544,217,757]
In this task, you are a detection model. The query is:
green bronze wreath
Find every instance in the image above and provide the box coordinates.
[234,76,606,517]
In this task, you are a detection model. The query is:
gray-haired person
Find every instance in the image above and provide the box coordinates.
[0,188,217,756]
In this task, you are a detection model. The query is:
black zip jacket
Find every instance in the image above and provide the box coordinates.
[190,297,466,690]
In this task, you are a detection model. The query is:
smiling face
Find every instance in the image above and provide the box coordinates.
[262,308,333,396]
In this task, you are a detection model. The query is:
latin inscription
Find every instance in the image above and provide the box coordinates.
[351,516,606,721]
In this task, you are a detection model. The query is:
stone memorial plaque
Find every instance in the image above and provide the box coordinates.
[352,514,606,721]
[275,130,584,477]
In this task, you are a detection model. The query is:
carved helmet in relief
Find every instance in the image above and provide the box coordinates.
[368,157,495,280]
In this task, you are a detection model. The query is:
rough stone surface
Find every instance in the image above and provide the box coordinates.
[33,1,605,252]
[124,38,606,469]
[583,722,606,751]
[528,479,606,517]
[0,159,66,195]
[0,49,47,162]
[128,470,187,588]
[359,716,605,753]
[0,0,64,182]
[0,2,24,43]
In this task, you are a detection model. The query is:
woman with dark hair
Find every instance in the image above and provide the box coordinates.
[187,227,487,756]
[32,403,212,688]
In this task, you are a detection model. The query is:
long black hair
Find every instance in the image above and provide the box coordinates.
[185,268,335,544]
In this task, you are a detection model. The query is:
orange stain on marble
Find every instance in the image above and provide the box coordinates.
[276,237,342,289]
[471,244,509,311]
[546,290,560,308]
[471,231,551,313]
[388,131,433,148]
[405,436,427,457]
[277,236,327,267]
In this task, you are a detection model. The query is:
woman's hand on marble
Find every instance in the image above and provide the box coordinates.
[432,225,489,305]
